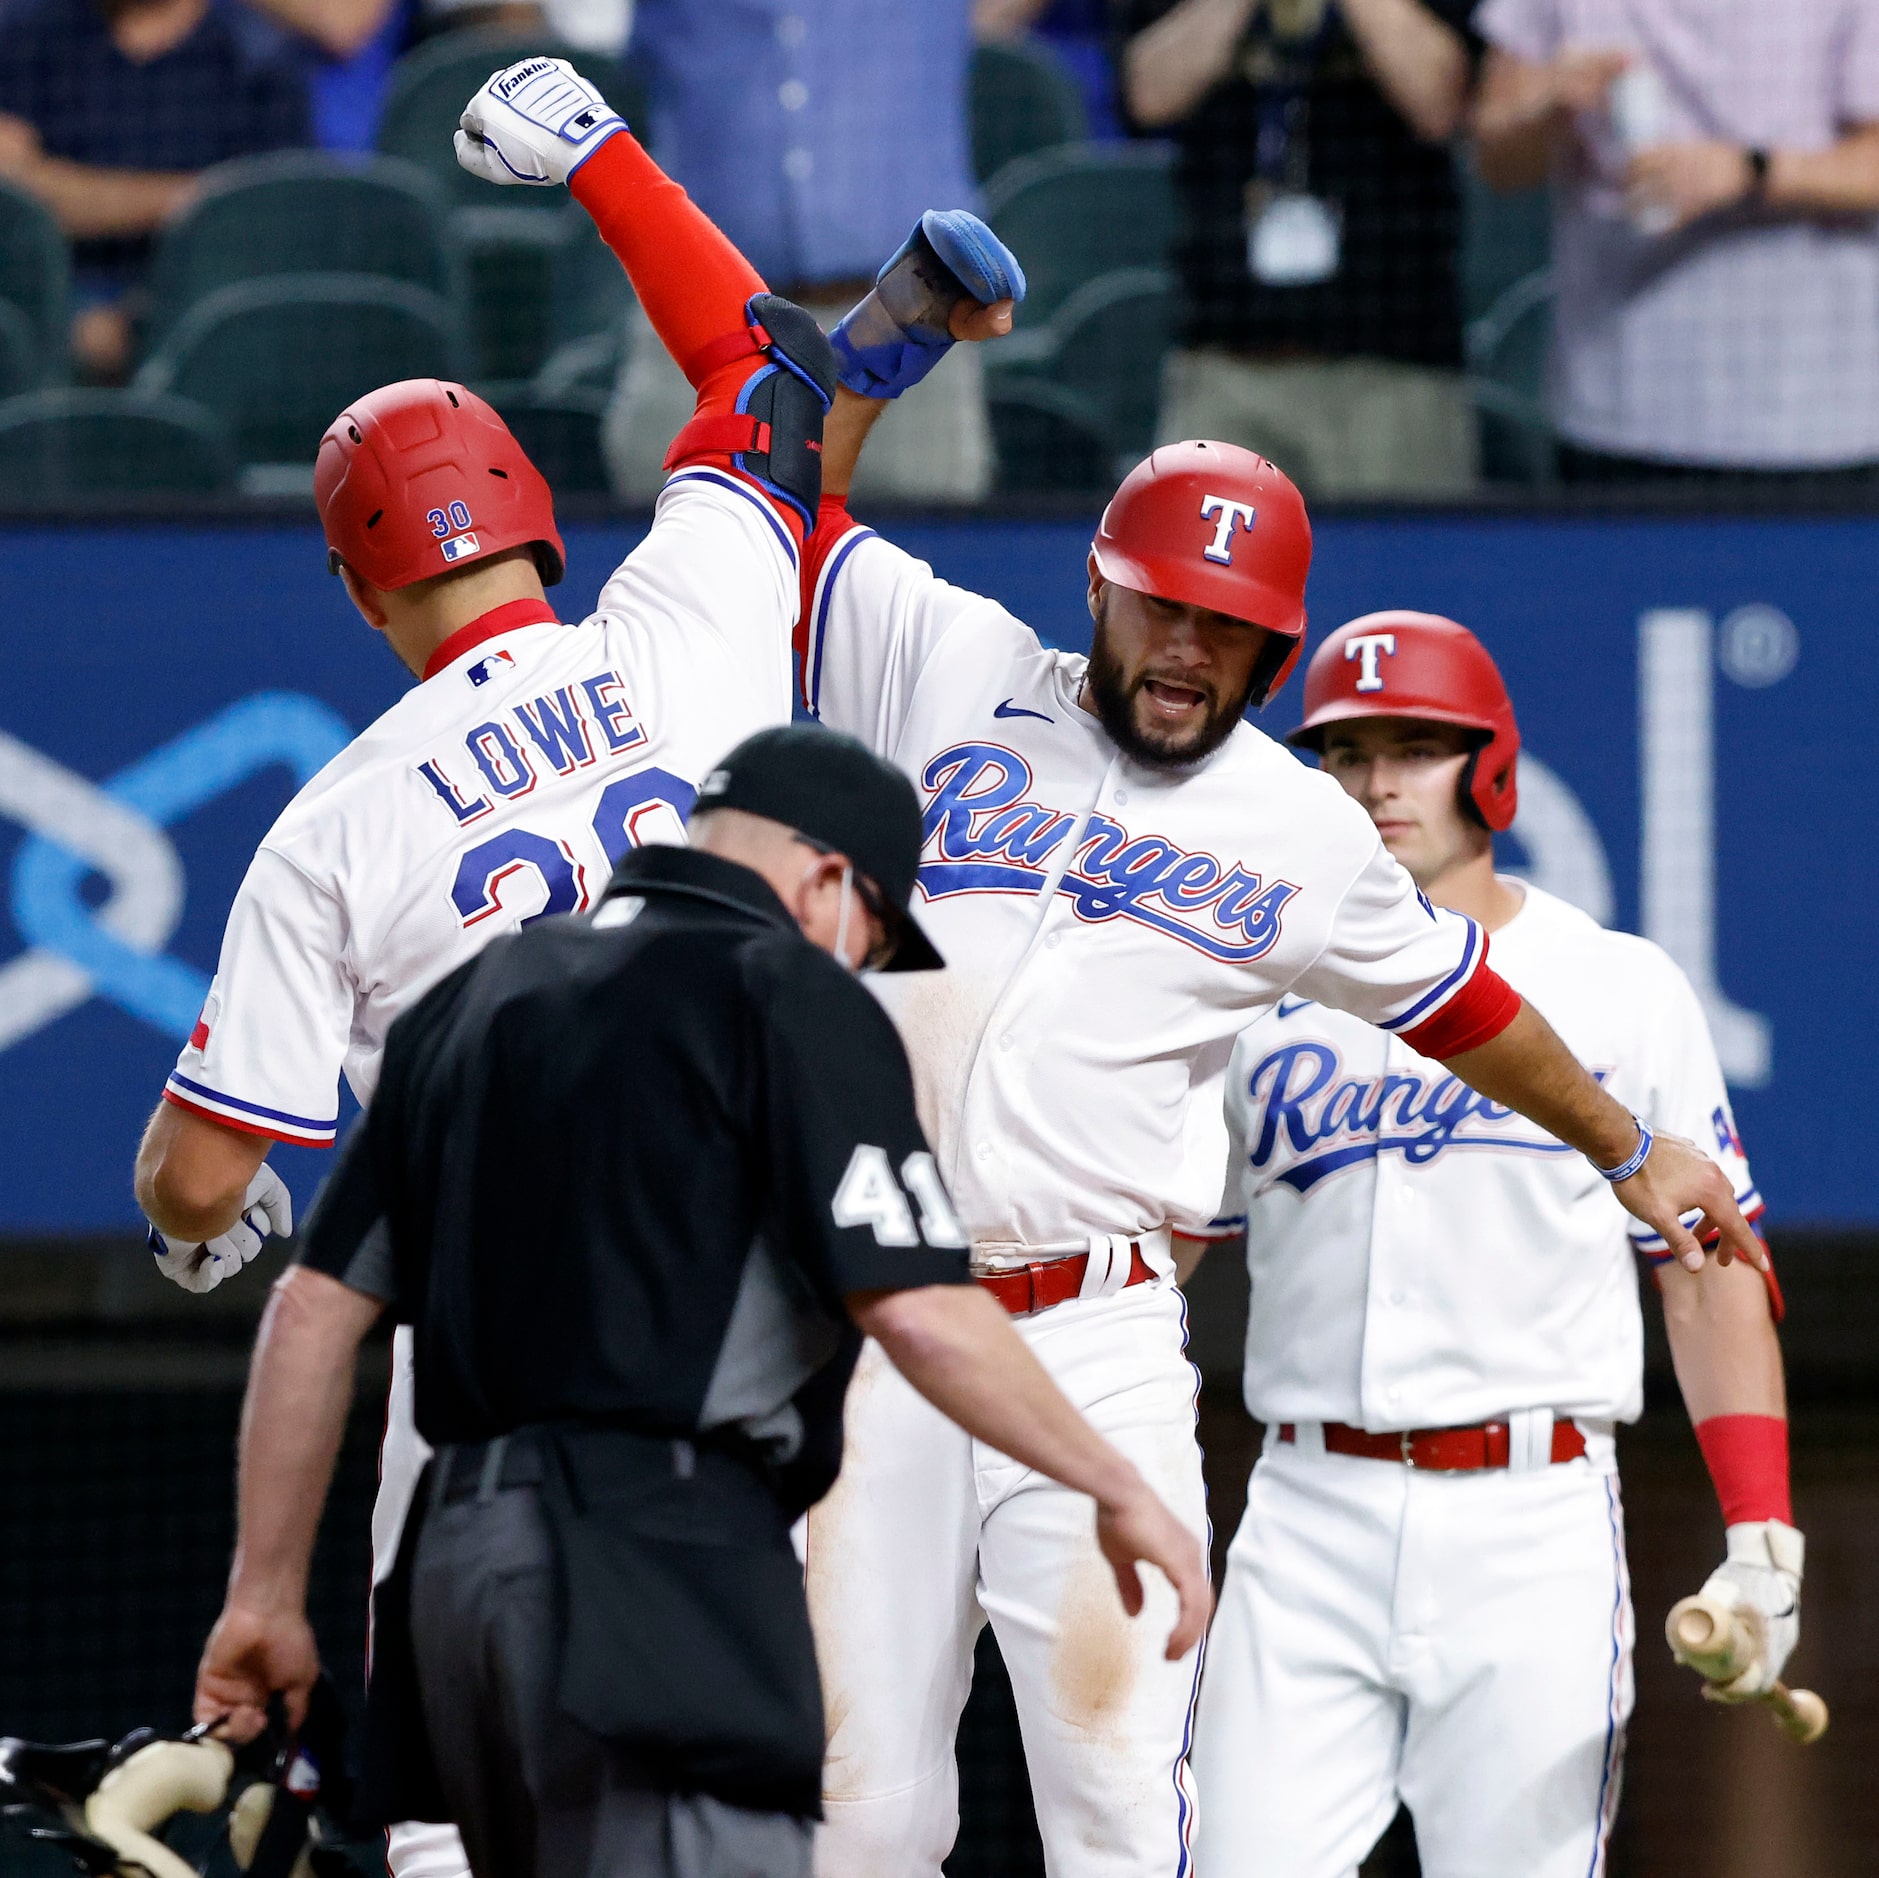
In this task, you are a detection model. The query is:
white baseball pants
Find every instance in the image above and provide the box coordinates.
[807,1281,1209,1878]
[1193,1427,1634,1878]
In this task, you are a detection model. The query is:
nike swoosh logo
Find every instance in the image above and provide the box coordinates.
[1277,997,1315,1019]
[994,699,1054,723]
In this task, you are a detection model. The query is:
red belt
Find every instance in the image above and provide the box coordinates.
[1278,1418,1588,1472]
[977,1243,1156,1317]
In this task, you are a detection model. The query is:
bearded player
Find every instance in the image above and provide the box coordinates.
[788,310,1765,1870]
[130,58,1010,1878]
[1190,613,1794,1877]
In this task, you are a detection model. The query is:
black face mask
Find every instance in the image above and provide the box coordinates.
[1084,598,1264,772]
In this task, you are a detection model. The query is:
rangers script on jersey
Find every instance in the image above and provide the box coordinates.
[1219,882,1763,1432]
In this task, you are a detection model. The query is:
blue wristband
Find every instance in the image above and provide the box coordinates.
[1598,1118,1654,1183]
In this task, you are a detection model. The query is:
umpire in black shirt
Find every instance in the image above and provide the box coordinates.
[192,724,1209,1878]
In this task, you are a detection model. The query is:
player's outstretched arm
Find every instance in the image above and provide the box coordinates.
[136,1102,293,1294]
[1439,999,1766,1272]
[850,1282,1211,1660]
[194,1266,382,1741]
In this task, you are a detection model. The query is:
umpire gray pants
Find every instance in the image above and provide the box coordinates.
[410,1480,815,1878]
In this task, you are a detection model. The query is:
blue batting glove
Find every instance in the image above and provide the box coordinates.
[830,209,1026,400]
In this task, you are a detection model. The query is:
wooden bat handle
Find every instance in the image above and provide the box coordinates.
[1666,1595,1829,1745]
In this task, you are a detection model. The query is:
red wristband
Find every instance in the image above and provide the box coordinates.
[1693,1412,1792,1527]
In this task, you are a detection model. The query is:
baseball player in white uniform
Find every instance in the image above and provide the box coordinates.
[1191,612,1796,1878]
[125,60,1015,1878]
[787,332,1766,1873]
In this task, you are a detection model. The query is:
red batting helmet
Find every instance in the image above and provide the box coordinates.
[315,379,565,592]
[1287,611,1521,832]
[1090,440,1312,706]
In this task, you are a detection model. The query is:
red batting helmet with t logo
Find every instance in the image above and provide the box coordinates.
[1287,611,1521,832]
[315,379,566,592]
[1090,440,1312,706]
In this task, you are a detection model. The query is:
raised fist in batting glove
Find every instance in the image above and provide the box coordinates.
[1697,1519,1804,1700]
[456,56,625,189]
[149,1165,293,1295]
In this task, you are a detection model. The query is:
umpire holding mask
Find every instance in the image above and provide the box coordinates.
[191,724,1210,1878]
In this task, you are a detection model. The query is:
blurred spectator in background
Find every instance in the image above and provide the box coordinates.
[415,0,628,58]
[243,0,408,152]
[1474,2,1879,488]
[1121,0,1480,501]
[0,0,309,378]
[978,0,1124,138]
[603,0,991,505]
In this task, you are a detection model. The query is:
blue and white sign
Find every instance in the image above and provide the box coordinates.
[0,512,1871,1230]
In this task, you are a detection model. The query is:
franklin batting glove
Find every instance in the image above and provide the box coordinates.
[1697,1519,1804,1700]
[456,56,625,190]
[148,1165,293,1295]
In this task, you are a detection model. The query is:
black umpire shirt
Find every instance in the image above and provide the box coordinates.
[298,844,973,1821]
[301,843,972,1496]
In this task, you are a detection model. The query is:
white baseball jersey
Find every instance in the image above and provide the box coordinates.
[1220,881,1762,1431]
[800,523,1498,1260]
[164,469,797,1141]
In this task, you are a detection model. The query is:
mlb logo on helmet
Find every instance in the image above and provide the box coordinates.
[441,531,481,563]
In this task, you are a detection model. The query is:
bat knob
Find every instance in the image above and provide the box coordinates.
[1776,1686,1830,1745]
[1667,1597,1724,1657]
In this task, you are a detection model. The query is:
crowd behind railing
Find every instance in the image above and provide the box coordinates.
[0,0,1872,506]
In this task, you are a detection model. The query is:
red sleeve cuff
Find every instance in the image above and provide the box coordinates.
[1399,963,1522,1059]
[1693,1412,1792,1527]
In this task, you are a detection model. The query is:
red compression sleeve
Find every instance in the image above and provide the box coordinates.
[1694,1413,1793,1527]
[1400,963,1522,1059]
[569,134,767,408]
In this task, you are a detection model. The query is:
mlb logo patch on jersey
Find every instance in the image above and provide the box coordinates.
[467,648,516,687]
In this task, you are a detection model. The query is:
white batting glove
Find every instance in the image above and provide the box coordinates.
[147,1166,293,1295]
[1697,1519,1804,1700]
[455,57,625,189]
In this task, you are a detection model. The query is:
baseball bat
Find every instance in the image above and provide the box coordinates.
[1665,1594,1829,1745]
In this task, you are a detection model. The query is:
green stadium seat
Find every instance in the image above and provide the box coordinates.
[376,31,644,212]
[0,389,236,500]
[987,379,1113,495]
[146,152,461,348]
[452,204,627,383]
[135,274,465,479]
[989,266,1175,462]
[983,141,1175,329]
[970,38,1090,185]
[0,178,69,383]
[0,301,41,400]
[1466,267,1557,486]
[490,387,611,494]
[1458,159,1552,327]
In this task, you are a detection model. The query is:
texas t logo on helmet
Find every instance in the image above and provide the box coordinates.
[1199,494,1259,565]
[1345,632,1397,692]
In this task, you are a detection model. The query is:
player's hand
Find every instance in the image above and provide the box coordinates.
[1690,1520,1804,1701]
[456,56,625,190]
[1610,1130,1765,1274]
[195,1598,320,1741]
[1625,141,1758,231]
[148,1164,293,1294]
[1094,1480,1212,1662]
[831,209,1025,399]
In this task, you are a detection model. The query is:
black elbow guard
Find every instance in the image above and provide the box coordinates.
[663,294,839,531]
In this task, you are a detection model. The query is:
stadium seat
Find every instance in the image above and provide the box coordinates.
[983,141,1176,329]
[0,179,69,384]
[1458,159,1552,327]
[0,301,40,401]
[987,379,1113,496]
[135,275,465,483]
[376,31,643,211]
[146,152,462,348]
[490,388,611,494]
[0,389,236,500]
[453,204,627,383]
[1466,267,1557,486]
[988,266,1175,464]
[970,38,1090,185]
